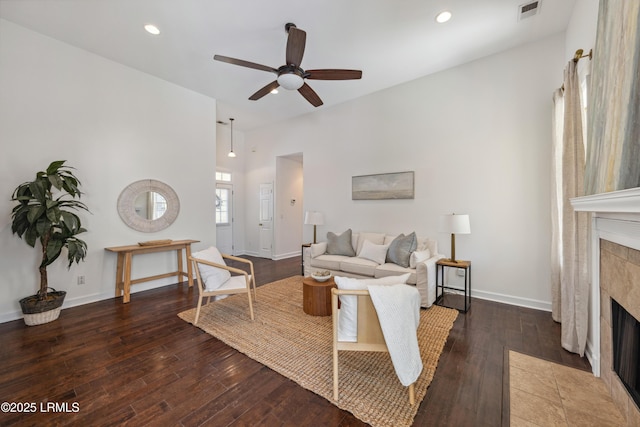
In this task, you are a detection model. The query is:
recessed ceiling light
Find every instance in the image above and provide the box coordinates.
[144,24,160,35]
[435,11,452,24]
[271,89,279,94]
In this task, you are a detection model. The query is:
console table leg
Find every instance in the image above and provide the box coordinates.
[186,245,194,287]
[123,252,132,303]
[115,253,124,297]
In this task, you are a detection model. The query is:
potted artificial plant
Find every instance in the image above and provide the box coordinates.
[11,160,89,326]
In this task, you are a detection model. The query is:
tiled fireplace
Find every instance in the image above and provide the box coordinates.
[572,188,640,425]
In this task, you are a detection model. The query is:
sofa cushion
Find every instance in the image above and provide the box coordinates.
[409,249,432,268]
[309,254,350,271]
[351,233,359,252]
[386,232,417,268]
[335,273,411,342]
[416,237,437,254]
[310,242,327,258]
[356,232,386,255]
[375,263,417,284]
[358,240,389,265]
[340,257,378,277]
[327,229,356,256]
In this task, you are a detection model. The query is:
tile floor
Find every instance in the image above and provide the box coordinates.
[509,350,626,426]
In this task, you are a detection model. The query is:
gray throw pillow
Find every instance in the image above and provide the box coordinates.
[386,232,417,267]
[326,229,356,256]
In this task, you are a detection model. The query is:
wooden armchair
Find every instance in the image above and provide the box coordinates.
[189,247,257,325]
[331,288,416,405]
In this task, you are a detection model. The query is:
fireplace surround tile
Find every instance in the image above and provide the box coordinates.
[600,239,640,425]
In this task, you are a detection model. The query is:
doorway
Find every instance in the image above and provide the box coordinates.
[258,183,273,258]
[216,183,233,254]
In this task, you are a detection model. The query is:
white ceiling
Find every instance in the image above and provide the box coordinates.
[0,0,576,131]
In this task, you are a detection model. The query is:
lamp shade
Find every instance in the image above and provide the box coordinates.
[439,214,471,234]
[304,211,324,226]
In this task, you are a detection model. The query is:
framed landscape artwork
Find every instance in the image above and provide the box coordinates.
[352,171,415,200]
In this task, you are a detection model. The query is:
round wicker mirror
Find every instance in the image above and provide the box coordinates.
[117,179,179,232]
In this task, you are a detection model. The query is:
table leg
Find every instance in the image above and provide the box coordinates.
[115,253,124,297]
[186,244,194,287]
[123,252,132,303]
[176,248,184,283]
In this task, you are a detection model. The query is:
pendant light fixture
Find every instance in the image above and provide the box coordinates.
[228,118,236,158]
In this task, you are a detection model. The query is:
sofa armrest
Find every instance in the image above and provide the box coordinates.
[415,254,445,308]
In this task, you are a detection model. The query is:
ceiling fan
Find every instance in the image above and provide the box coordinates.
[214,23,362,107]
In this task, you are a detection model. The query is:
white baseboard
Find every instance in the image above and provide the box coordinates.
[273,250,301,261]
[472,289,552,312]
[0,280,182,324]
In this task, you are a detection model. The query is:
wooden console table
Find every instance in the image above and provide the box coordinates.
[105,239,199,303]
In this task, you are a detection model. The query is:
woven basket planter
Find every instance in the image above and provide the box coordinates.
[19,290,66,326]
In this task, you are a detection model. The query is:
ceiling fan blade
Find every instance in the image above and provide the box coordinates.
[249,80,280,101]
[298,83,323,107]
[305,69,363,80]
[214,55,278,74]
[286,27,306,67]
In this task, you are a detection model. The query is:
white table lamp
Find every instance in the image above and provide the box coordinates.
[439,213,470,263]
[304,211,324,243]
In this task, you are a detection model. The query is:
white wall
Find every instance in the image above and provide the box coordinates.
[242,33,566,310]
[0,20,218,322]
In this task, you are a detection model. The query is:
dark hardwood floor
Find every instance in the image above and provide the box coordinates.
[0,256,590,426]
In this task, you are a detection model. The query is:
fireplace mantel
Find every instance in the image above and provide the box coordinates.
[571,187,640,214]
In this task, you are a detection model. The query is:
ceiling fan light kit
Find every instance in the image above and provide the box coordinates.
[214,23,362,107]
[277,73,304,90]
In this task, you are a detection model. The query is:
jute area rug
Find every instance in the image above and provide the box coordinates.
[178,276,458,427]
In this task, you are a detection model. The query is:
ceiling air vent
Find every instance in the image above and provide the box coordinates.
[518,0,541,21]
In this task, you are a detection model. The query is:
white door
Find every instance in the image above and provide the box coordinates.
[259,183,273,258]
[216,184,233,254]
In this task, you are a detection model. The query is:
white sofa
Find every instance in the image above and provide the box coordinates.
[303,230,444,308]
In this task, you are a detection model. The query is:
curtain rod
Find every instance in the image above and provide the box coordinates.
[560,49,593,91]
[573,48,592,63]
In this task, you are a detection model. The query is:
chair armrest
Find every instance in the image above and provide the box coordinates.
[332,288,371,297]
[222,253,254,267]
[189,256,249,277]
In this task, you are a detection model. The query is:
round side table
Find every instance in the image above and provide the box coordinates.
[302,276,336,316]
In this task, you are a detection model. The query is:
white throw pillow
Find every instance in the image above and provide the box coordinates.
[409,249,432,269]
[356,232,386,255]
[310,242,327,258]
[192,247,231,291]
[335,273,411,342]
[358,240,389,265]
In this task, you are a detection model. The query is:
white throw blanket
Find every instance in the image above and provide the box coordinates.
[367,284,422,386]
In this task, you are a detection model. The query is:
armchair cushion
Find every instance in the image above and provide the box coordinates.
[192,247,231,291]
[335,273,411,342]
[327,229,356,256]
[386,232,417,268]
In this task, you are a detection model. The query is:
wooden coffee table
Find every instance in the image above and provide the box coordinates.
[302,276,336,316]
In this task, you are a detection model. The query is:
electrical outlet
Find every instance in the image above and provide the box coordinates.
[77,275,85,285]
[456,268,465,277]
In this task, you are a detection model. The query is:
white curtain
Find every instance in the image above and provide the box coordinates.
[551,88,563,323]
[550,60,589,356]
